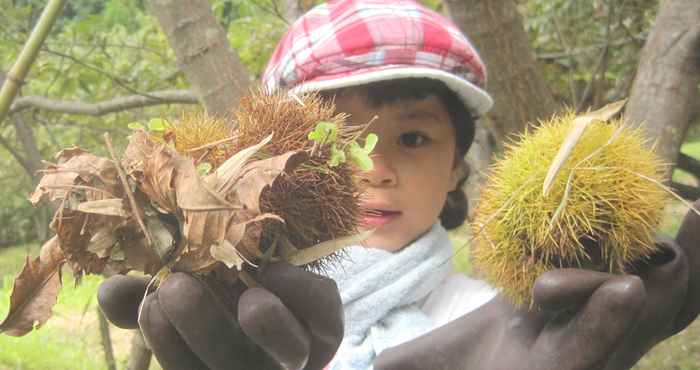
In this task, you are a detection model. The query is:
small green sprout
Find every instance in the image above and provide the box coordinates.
[308,121,338,147]
[329,144,346,167]
[196,162,213,176]
[128,118,169,132]
[308,121,377,171]
[127,122,146,130]
[349,133,377,171]
[148,118,168,132]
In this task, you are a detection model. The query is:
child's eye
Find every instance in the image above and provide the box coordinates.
[398,131,429,148]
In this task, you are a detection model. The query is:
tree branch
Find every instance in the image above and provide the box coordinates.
[147,0,251,119]
[43,47,169,100]
[677,152,700,179]
[9,89,198,116]
[671,181,700,201]
[576,1,615,111]
[536,37,641,61]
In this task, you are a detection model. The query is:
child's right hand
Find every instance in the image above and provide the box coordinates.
[97,262,344,370]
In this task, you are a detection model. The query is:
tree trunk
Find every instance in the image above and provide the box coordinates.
[147,0,251,118]
[13,116,42,178]
[444,0,560,143]
[13,116,50,241]
[444,0,560,213]
[284,0,303,25]
[625,0,700,179]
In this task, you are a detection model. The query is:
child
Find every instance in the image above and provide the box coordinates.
[98,1,700,369]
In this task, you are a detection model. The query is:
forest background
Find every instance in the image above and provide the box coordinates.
[0,0,699,369]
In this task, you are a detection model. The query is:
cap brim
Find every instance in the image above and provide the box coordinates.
[289,67,494,115]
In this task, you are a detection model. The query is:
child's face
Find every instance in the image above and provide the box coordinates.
[334,91,461,252]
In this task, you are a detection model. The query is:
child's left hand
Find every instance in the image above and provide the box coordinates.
[374,200,700,370]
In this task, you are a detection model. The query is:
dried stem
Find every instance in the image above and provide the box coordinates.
[42,184,117,198]
[104,133,153,246]
[237,270,259,288]
[185,134,239,153]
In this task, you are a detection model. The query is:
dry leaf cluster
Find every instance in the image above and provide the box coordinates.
[1,90,366,336]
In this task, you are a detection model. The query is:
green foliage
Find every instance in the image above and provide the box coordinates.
[197,162,213,176]
[147,118,168,132]
[0,152,35,246]
[329,144,346,167]
[308,121,339,146]
[308,121,377,170]
[216,0,288,78]
[348,133,377,171]
[0,0,186,244]
[519,0,659,107]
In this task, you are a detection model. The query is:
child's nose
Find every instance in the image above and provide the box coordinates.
[360,155,397,187]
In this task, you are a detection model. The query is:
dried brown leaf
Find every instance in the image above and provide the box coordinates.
[51,209,129,276]
[0,236,65,336]
[123,131,179,214]
[29,149,120,205]
[210,239,244,270]
[177,159,240,248]
[86,228,117,258]
[74,198,127,217]
[121,236,162,275]
[234,151,309,213]
[215,133,273,193]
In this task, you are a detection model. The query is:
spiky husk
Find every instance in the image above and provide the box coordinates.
[233,90,363,269]
[471,112,669,306]
[164,111,238,168]
[153,90,362,267]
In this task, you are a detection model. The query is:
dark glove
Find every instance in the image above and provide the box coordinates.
[374,200,700,370]
[97,262,344,370]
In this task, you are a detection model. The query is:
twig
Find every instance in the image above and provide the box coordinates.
[576,1,615,111]
[237,270,260,288]
[250,0,290,25]
[551,14,578,105]
[536,37,639,61]
[42,47,167,101]
[42,184,118,198]
[104,133,153,246]
[10,89,197,116]
[0,134,30,172]
[185,134,239,152]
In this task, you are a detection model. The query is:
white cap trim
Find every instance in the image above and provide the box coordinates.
[288,66,494,115]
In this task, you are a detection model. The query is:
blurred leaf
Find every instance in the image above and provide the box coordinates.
[0,237,64,337]
[348,133,377,171]
[127,122,146,130]
[147,118,167,132]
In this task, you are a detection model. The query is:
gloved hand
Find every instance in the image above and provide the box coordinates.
[374,200,700,370]
[97,262,343,370]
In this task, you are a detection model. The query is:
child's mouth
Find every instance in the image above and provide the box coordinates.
[361,209,402,227]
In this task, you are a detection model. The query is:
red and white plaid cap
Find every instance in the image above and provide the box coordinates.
[262,0,493,115]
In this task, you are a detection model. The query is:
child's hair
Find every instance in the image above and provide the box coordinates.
[320,77,476,230]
